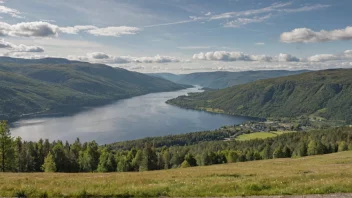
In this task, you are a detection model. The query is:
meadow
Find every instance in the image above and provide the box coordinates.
[235,131,294,141]
[0,151,352,197]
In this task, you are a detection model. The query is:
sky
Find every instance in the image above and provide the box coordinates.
[0,0,352,73]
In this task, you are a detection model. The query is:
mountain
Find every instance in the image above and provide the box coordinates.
[0,57,190,121]
[149,70,309,89]
[167,69,352,123]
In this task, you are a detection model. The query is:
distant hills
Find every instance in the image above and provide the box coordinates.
[0,57,189,120]
[167,69,352,123]
[149,70,309,89]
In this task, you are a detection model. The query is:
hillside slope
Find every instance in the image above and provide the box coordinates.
[167,69,352,123]
[0,57,189,120]
[1,151,351,197]
[150,70,309,89]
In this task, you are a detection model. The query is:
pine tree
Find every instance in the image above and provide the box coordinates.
[42,152,56,172]
[184,153,197,166]
[261,144,271,159]
[140,145,157,171]
[0,121,14,172]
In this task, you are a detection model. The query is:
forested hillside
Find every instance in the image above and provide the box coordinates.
[1,118,351,173]
[150,70,308,89]
[0,57,189,120]
[167,69,352,123]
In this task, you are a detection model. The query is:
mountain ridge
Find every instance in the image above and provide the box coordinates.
[0,57,190,121]
[149,70,310,89]
[167,68,352,123]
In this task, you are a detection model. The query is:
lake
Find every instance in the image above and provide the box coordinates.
[11,86,256,144]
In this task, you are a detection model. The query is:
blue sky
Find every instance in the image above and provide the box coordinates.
[0,0,352,73]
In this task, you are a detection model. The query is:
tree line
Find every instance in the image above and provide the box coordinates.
[1,120,352,172]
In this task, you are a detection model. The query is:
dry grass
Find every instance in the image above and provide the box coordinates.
[1,151,352,197]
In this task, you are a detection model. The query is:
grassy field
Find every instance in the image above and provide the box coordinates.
[235,131,294,141]
[1,151,352,197]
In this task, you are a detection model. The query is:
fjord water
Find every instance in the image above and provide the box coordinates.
[11,86,255,144]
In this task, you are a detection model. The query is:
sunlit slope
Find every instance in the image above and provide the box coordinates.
[168,69,352,123]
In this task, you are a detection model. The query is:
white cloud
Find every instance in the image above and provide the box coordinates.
[14,44,44,52]
[68,52,183,64]
[0,4,22,18]
[278,53,300,62]
[0,21,141,38]
[60,25,140,37]
[193,50,352,63]
[134,55,181,63]
[280,4,330,13]
[255,42,265,45]
[307,54,339,62]
[307,50,352,62]
[59,25,96,34]
[0,39,44,52]
[87,52,110,59]
[192,51,273,62]
[144,2,328,29]
[3,52,49,59]
[280,26,352,43]
[223,14,272,28]
[0,21,59,37]
[87,26,140,37]
[210,2,291,20]
[344,50,352,58]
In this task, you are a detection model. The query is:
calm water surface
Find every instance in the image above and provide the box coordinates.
[11,86,256,144]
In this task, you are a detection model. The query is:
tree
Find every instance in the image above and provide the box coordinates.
[97,148,116,172]
[41,152,56,172]
[307,140,317,156]
[180,160,191,168]
[52,141,67,172]
[273,145,284,158]
[338,141,348,152]
[282,146,291,158]
[78,141,100,172]
[261,144,271,160]
[298,142,307,157]
[226,150,239,163]
[20,142,36,172]
[307,140,326,155]
[348,142,352,151]
[13,137,22,172]
[139,145,157,171]
[184,153,197,167]
[117,156,130,172]
[131,150,143,171]
[0,121,14,172]
[162,149,171,169]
